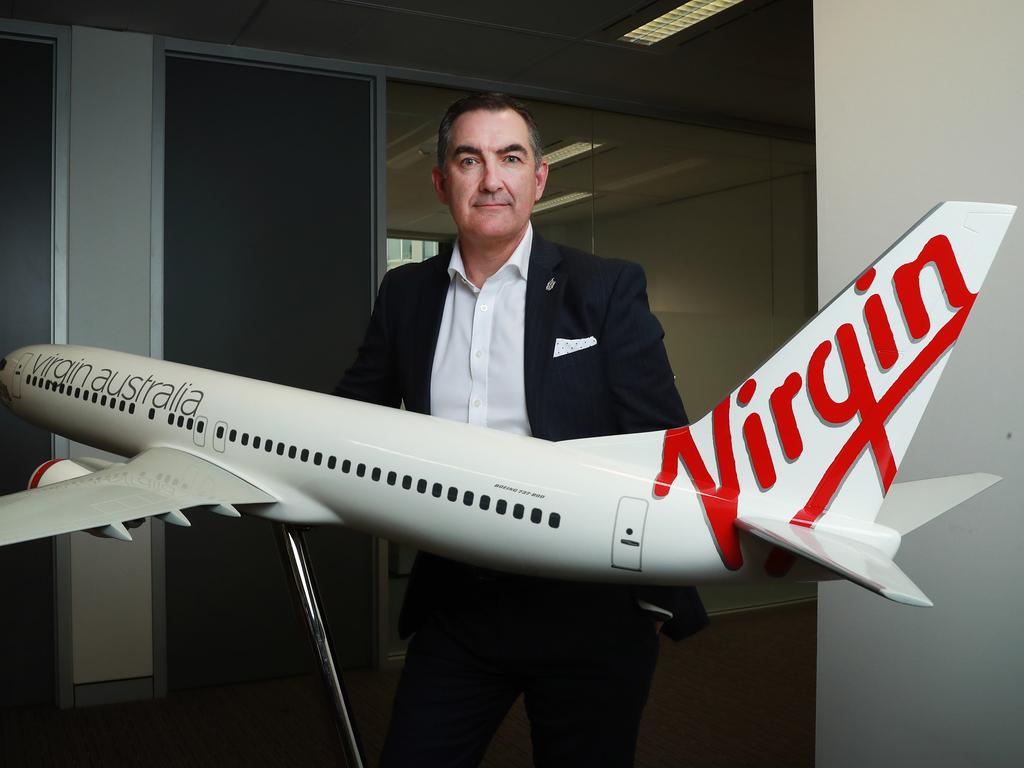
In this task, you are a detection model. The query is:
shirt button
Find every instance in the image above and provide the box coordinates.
[480,304,488,312]
[473,399,481,407]
[475,350,483,358]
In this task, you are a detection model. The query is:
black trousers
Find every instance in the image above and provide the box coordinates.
[379,575,661,768]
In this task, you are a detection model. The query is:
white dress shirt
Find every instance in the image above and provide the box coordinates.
[430,225,533,436]
[428,224,672,621]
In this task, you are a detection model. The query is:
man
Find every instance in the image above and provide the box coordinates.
[337,93,706,767]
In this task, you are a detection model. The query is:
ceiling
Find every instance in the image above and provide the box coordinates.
[3,0,814,135]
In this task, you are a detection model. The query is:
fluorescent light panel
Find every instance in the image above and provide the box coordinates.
[544,141,604,166]
[533,192,593,214]
[620,0,744,46]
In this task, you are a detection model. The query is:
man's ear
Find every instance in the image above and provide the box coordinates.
[431,167,449,205]
[534,160,550,202]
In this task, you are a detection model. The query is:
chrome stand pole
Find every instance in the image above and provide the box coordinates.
[276,524,367,768]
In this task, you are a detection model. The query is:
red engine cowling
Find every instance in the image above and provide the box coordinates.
[28,459,94,489]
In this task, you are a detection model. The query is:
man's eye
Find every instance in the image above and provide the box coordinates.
[460,157,478,166]
[504,155,523,163]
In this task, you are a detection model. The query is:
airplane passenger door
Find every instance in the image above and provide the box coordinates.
[193,416,208,448]
[612,497,648,571]
[11,353,31,398]
[213,421,227,453]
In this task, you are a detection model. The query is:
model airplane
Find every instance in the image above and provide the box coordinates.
[0,202,1015,606]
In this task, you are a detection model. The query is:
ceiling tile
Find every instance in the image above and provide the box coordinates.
[241,0,570,81]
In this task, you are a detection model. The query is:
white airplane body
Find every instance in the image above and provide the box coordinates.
[0,202,1015,606]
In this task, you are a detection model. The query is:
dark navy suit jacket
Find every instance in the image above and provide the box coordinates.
[336,233,707,641]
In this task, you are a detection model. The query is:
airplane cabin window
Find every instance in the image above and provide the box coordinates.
[479,495,490,510]
[130,404,136,414]
[549,513,561,529]
[402,475,412,489]
[417,479,427,493]
[253,436,261,449]
[315,452,323,466]
[328,456,337,470]
[387,471,396,486]
[356,463,365,477]
[300,448,309,462]
[277,443,285,456]
[198,420,205,433]
[241,433,249,446]
[75,388,81,398]
[513,504,525,519]
[446,487,457,502]
[288,445,297,459]
[463,491,474,506]
[186,417,193,429]
[531,508,542,524]
[342,459,351,472]
[371,467,380,481]
[119,401,126,412]
[496,500,507,515]
[265,440,274,453]
[229,429,237,441]
[167,413,174,425]
[431,483,442,498]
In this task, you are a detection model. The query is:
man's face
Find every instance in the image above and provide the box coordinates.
[432,108,549,248]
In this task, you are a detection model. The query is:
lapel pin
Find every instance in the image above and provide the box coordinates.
[545,278,556,292]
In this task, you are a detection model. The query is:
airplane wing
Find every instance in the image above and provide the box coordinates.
[0,447,277,547]
[737,515,933,607]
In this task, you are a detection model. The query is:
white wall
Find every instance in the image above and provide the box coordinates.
[67,26,155,687]
[814,2,1024,766]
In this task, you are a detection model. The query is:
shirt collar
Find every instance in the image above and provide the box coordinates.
[448,222,532,289]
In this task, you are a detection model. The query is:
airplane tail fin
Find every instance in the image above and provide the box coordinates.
[565,202,1014,603]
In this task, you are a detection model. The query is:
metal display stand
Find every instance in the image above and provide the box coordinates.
[275,524,367,768]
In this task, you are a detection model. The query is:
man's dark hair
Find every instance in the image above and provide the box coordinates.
[436,92,543,174]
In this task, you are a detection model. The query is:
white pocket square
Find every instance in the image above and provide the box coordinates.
[553,336,597,358]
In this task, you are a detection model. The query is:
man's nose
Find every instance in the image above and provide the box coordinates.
[479,160,504,192]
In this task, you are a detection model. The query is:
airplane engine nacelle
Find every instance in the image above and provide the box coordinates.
[28,459,96,489]
[27,458,137,540]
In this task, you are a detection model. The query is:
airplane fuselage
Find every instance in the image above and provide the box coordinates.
[0,343,816,586]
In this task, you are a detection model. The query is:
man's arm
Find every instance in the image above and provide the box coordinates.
[600,260,687,433]
[334,269,402,408]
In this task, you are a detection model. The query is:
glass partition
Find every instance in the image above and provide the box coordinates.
[384,82,817,655]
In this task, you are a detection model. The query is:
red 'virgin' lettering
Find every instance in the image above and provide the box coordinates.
[895,234,973,339]
[655,399,743,570]
[769,372,803,461]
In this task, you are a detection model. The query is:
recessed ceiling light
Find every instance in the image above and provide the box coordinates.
[533,192,593,214]
[544,142,604,167]
[619,0,745,46]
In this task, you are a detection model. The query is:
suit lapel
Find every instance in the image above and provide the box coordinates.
[523,234,564,439]
[408,251,452,415]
